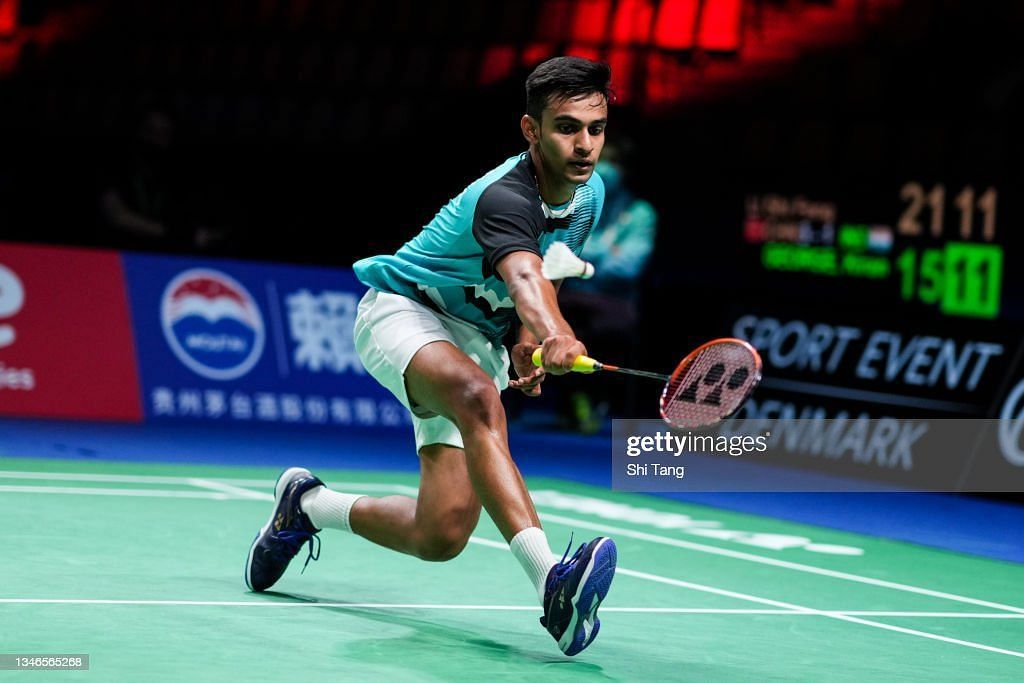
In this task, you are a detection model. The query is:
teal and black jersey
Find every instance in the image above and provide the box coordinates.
[353,152,605,343]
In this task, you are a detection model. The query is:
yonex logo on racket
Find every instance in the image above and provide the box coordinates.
[676,363,751,407]
[661,340,762,429]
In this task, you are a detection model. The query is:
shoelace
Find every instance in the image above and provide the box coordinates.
[541,534,585,629]
[548,533,585,587]
[273,530,321,574]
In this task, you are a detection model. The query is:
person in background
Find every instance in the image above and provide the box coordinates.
[96,104,225,252]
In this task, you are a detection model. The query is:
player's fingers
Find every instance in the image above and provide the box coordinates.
[511,368,544,387]
[544,362,568,375]
[549,352,577,374]
[509,377,542,396]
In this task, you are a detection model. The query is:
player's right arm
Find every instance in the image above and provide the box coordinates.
[473,184,586,376]
[497,252,586,375]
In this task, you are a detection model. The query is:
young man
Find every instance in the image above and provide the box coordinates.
[244,57,617,656]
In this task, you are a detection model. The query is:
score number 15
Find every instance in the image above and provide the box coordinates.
[896,244,1003,319]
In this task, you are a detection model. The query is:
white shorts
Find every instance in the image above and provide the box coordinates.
[353,288,510,452]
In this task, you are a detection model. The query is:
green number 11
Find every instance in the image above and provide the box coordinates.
[896,243,1003,318]
[943,242,1002,318]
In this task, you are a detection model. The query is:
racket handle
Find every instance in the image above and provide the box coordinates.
[531,347,599,374]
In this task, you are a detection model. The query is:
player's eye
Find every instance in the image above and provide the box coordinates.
[589,126,605,135]
[558,124,577,134]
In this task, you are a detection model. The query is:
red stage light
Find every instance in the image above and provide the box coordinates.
[697,0,742,51]
[611,0,654,45]
[651,0,699,50]
[572,0,612,43]
[0,0,19,37]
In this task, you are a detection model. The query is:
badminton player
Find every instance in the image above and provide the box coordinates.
[245,56,617,656]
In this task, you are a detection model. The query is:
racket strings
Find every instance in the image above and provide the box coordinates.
[662,342,760,429]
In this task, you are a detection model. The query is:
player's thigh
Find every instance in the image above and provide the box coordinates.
[404,340,504,427]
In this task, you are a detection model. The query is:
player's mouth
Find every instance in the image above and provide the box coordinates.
[569,160,593,172]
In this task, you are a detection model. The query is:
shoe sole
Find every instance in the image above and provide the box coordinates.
[244,466,311,591]
[559,538,617,656]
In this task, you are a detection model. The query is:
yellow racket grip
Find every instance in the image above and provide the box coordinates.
[531,347,599,374]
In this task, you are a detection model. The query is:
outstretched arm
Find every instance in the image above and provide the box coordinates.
[508,279,566,396]
[498,252,586,377]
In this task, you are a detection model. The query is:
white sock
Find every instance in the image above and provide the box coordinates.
[510,527,557,604]
[300,486,365,533]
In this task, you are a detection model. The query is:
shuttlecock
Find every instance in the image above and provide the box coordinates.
[542,241,595,280]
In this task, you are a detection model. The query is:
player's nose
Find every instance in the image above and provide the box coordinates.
[575,132,593,155]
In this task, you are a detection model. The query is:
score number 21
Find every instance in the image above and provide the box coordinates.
[898,182,997,241]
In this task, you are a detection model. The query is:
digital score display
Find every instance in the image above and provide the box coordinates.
[723,180,1024,489]
[744,183,1005,319]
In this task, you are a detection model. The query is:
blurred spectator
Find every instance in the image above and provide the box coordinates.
[558,140,657,432]
[96,104,226,252]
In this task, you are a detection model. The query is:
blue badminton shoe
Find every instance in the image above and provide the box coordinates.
[245,467,324,592]
[540,536,617,656]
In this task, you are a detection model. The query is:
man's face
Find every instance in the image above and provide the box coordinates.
[533,92,608,189]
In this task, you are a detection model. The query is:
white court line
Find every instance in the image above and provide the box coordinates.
[5,471,1022,615]
[0,471,224,484]
[1,599,1022,618]
[612,566,1024,659]
[467,536,1024,659]
[188,479,273,500]
[6,473,1024,658]
[0,471,418,495]
[0,485,229,499]
[537,512,1024,616]
[832,612,1024,619]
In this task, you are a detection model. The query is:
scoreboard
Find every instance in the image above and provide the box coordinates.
[710,175,1024,492]
[744,180,1011,321]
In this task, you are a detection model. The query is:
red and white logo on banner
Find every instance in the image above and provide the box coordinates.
[0,242,142,421]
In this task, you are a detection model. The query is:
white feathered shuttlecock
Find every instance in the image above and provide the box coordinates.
[542,241,595,280]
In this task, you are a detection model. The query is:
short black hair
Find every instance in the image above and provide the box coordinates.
[525,56,612,121]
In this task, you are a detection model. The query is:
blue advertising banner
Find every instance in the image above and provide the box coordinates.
[122,253,411,431]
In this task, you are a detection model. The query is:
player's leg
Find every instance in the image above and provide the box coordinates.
[401,339,617,655]
[402,340,540,541]
[303,340,547,579]
[243,289,615,653]
[305,442,480,561]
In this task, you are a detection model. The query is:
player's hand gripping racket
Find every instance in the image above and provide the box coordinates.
[533,339,762,429]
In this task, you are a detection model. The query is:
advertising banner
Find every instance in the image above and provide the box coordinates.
[0,242,142,421]
[122,253,410,431]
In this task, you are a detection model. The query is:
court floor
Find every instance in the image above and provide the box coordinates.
[2,456,1024,681]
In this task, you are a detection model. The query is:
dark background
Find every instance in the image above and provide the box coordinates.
[1,0,1023,423]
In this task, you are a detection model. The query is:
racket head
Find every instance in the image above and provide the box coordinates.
[660,338,762,429]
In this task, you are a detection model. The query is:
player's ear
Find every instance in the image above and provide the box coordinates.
[521,114,540,145]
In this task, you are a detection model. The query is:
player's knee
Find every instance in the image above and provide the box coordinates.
[417,529,471,562]
[452,378,503,429]
[416,507,478,562]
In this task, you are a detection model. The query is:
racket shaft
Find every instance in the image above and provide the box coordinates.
[605,366,670,382]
